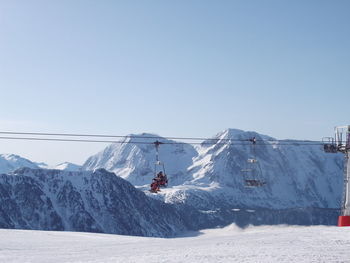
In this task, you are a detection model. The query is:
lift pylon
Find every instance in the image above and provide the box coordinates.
[323,125,350,226]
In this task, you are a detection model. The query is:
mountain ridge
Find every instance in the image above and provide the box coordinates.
[0,128,344,231]
[82,128,343,210]
[0,167,190,237]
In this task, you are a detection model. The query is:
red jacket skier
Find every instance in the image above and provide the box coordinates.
[150,179,160,193]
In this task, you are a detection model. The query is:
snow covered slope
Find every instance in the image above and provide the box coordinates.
[1,225,349,263]
[0,168,188,237]
[181,128,343,209]
[0,154,39,173]
[83,129,343,211]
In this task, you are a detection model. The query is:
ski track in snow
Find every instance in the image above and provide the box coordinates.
[1,225,350,263]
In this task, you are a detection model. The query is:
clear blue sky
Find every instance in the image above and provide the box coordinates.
[0,0,349,165]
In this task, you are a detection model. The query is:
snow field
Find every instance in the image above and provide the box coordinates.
[1,225,349,263]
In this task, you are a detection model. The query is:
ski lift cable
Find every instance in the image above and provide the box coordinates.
[0,136,133,144]
[0,130,332,144]
[0,135,331,146]
[0,136,210,145]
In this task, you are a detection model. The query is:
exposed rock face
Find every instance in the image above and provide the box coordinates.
[0,168,188,237]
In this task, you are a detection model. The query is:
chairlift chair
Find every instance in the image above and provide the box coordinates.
[322,137,338,153]
[153,141,168,188]
[241,137,266,188]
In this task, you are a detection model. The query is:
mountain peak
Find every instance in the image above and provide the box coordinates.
[211,128,276,143]
[0,167,188,237]
[1,153,26,161]
[54,162,81,171]
[0,153,39,174]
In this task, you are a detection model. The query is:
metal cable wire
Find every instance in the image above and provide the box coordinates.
[0,130,334,145]
[0,135,332,146]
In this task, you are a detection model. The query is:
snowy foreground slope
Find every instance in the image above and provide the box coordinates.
[1,225,349,263]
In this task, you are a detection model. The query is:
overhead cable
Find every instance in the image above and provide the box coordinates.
[0,130,327,144]
[0,135,330,146]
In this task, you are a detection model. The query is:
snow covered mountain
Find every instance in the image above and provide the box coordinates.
[0,154,39,174]
[0,129,343,234]
[83,133,198,186]
[0,154,80,173]
[0,168,190,237]
[53,162,82,171]
[182,129,343,209]
[82,129,343,225]
[35,162,82,171]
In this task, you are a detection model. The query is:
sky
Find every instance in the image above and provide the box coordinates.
[0,0,349,165]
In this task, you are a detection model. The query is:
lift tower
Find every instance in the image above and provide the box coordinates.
[323,125,350,226]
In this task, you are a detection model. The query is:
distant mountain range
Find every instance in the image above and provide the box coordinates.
[0,154,81,173]
[0,128,344,235]
[0,168,189,237]
[0,154,39,174]
[37,161,82,171]
[83,129,343,210]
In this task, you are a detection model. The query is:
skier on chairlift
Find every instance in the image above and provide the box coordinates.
[156,171,168,187]
[149,140,168,193]
[150,178,160,193]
